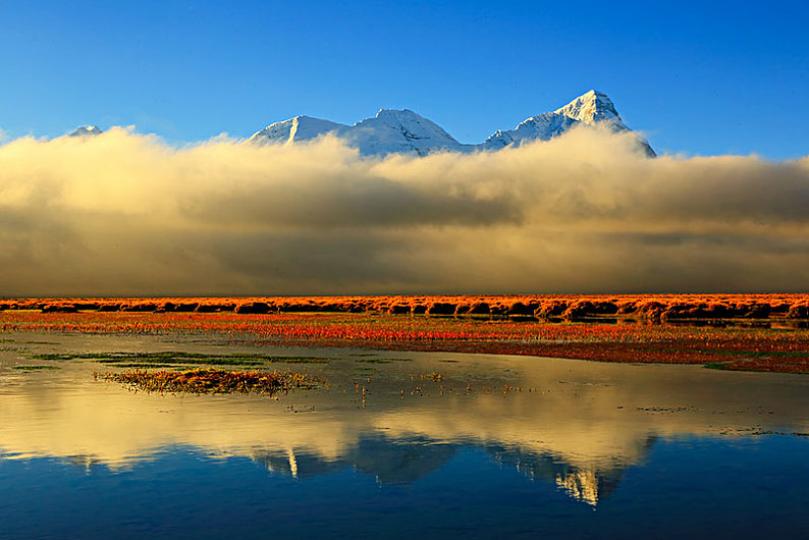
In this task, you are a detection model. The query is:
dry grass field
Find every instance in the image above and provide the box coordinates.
[2,294,808,321]
[3,295,809,374]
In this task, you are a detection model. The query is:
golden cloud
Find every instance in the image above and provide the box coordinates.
[1,126,807,295]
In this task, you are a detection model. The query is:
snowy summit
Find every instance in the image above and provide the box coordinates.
[484,90,654,156]
[69,125,103,137]
[249,90,655,157]
[248,108,465,156]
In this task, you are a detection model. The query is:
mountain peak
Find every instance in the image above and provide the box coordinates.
[376,107,419,117]
[350,108,460,154]
[69,125,102,137]
[249,89,654,157]
[375,108,418,118]
[555,90,621,125]
[583,89,607,98]
[248,115,346,144]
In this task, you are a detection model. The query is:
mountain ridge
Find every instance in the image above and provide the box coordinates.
[250,90,655,157]
[67,90,655,157]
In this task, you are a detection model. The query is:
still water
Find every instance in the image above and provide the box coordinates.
[1,333,809,539]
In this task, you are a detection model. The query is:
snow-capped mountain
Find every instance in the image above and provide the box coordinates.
[69,125,103,137]
[558,89,623,124]
[247,116,345,144]
[250,90,654,157]
[343,109,470,156]
[481,113,579,151]
[483,90,655,156]
[249,109,470,156]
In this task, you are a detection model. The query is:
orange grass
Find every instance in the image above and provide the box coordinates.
[1,294,808,321]
[3,300,809,374]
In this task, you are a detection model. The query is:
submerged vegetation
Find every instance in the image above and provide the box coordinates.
[31,351,330,368]
[96,368,319,395]
[13,365,59,371]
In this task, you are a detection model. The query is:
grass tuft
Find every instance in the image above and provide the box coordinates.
[95,368,320,395]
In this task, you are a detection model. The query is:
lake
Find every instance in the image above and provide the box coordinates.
[2,332,808,539]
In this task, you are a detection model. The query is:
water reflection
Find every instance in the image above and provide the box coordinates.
[1,332,809,510]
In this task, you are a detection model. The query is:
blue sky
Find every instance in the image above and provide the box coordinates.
[1,0,807,158]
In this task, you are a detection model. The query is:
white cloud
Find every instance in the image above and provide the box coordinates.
[1,127,807,295]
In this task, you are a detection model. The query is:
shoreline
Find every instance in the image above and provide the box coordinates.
[1,293,808,322]
[2,310,808,375]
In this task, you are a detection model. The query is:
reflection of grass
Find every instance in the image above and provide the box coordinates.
[110,363,187,369]
[709,350,809,358]
[33,351,330,368]
[96,356,266,367]
[704,362,727,370]
[355,357,413,364]
[705,358,809,375]
[354,367,377,374]
[32,353,92,361]
[14,365,60,371]
[273,358,330,364]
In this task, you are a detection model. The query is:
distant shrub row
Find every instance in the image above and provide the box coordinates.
[1,295,808,321]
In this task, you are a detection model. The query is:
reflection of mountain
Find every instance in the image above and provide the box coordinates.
[3,338,809,509]
[253,447,341,479]
[555,469,613,507]
[251,435,458,484]
[63,454,106,473]
[249,434,656,505]
[486,440,654,506]
[351,435,457,484]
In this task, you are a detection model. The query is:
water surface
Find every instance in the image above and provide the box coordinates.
[1,332,808,538]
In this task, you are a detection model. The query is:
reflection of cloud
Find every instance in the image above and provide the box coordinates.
[249,436,632,505]
[1,128,808,294]
[2,347,808,473]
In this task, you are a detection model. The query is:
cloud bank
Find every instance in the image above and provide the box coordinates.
[1,126,808,295]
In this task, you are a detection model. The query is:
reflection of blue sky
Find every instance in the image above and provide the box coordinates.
[2,436,808,539]
[3,337,809,537]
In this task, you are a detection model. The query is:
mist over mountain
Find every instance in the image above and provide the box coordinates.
[3,88,808,296]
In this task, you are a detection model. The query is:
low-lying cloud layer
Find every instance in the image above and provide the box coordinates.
[1,126,808,295]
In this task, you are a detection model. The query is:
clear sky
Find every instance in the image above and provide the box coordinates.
[1,0,807,158]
